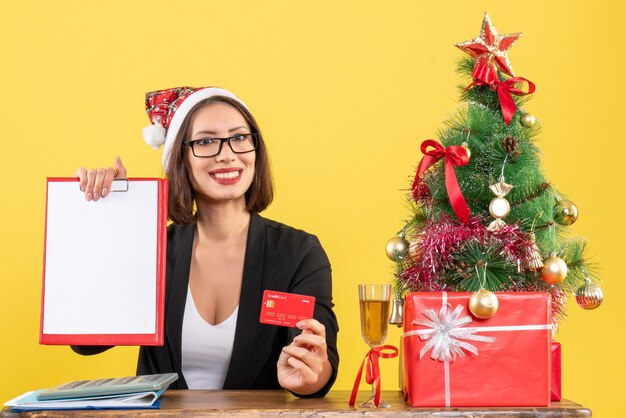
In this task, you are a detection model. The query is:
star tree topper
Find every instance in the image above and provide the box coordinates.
[455,13,521,77]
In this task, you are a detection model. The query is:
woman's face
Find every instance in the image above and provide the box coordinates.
[185,102,256,206]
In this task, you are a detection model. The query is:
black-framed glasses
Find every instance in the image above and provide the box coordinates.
[184,133,258,158]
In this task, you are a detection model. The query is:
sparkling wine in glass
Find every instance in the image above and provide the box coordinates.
[358,283,391,408]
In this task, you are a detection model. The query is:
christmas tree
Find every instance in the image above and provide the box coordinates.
[387,13,603,323]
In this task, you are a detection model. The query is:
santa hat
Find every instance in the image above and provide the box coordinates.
[143,86,249,169]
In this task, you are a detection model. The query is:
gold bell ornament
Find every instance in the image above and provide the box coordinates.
[389,297,404,327]
[469,289,499,319]
[487,176,513,231]
[526,232,544,271]
[385,236,410,261]
[575,278,604,310]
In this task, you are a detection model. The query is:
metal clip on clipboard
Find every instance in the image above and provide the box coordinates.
[77,179,129,192]
[111,179,129,192]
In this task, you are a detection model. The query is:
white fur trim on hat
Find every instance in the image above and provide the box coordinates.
[161,87,249,171]
[143,123,167,149]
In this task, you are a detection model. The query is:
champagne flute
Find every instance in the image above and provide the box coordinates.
[358,283,391,408]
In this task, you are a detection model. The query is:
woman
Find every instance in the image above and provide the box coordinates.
[72,87,339,397]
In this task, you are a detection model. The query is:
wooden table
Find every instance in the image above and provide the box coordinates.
[1,390,592,417]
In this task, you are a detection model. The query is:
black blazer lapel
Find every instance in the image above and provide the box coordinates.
[165,224,194,387]
[223,213,268,388]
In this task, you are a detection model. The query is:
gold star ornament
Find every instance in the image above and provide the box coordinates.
[455,13,522,77]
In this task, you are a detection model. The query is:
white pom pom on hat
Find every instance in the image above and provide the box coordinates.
[142,123,167,149]
[143,86,248,171]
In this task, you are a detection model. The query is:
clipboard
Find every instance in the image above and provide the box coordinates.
[40,178,168,346]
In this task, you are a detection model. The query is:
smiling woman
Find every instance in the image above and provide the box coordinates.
[165,96,272,225]
[71,86,339,397]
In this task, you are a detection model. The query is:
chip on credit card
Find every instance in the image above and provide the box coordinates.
[259,290,315,327]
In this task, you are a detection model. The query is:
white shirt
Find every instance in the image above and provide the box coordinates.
[181,287,238,389]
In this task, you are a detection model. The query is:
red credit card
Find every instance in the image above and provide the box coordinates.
[259,290,315,328]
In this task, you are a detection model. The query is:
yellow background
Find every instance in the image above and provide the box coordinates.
[1,1,623,416]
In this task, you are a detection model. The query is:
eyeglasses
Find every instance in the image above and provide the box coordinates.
[184,133,258,158]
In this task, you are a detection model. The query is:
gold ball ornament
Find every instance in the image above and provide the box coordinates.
[469,290,499,319]
[489,197,511,219]
[555,200,578,226]
[408,242,424,260]
[520,113,536,127]
[575,281,604,310]
[540,256,568,285]
[385,236,410,260]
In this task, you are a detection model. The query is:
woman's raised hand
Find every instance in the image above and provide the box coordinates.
[277,318,333,396]
[74,156,127,201]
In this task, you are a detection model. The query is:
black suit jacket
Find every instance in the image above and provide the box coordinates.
[74,213,339,398]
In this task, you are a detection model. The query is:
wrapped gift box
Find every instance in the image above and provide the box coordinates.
[551,341,562,401]
[403,292,552,407]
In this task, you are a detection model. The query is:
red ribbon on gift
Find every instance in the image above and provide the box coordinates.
[411,140,470,224]
[469,63,536,125]
[349,345,398,407]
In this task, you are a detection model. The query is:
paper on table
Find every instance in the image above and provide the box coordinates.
[4,388,165,411]
[42,180,158,335]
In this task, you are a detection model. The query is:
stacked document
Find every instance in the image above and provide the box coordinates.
[4,373,177,411]
[5,388,166,411]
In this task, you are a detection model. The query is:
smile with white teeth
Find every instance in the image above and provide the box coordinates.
[212,171,240,179]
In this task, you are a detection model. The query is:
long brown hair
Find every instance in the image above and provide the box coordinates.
[166,96,273,224]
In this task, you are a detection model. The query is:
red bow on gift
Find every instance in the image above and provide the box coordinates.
[411,140,471,224]
[469,63,535,125]
[349,345,398,407]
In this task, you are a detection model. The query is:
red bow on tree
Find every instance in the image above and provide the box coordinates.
[412,140,471,224]
[349,345,398,407]
[469,63,535,125]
